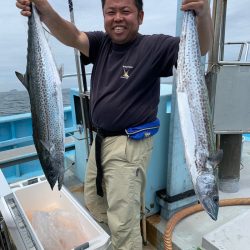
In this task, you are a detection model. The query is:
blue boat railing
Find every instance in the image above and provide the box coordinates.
[0,69,93,183]
[0,106,78,182]
[0,106,76,150]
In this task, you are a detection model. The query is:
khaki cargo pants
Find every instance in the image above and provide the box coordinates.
[84,135,153,250]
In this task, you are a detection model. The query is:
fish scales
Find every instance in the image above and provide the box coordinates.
[16,4,65,190]
[175,11,221,220]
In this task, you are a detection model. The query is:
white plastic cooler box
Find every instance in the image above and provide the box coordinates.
[7,178,110,250]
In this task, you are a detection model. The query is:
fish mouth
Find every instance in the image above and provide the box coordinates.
[202,196,219,221]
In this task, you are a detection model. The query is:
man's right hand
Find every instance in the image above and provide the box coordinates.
[16,0,89,56]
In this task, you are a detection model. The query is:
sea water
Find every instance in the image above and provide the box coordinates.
[0,89,71,117]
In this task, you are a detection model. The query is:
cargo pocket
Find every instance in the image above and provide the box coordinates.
[102,136,128,165]
[125,136,153,165]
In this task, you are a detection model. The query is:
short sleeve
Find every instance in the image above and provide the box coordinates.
[80,31,106,65]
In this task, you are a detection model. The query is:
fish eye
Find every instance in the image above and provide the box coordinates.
[213,196,219,203]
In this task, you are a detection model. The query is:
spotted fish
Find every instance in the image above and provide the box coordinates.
[175,11,222,220]
[16,4,65,190]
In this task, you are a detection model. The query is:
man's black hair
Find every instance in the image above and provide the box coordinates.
[101,0,143,11]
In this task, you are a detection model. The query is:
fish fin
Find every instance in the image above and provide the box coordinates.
[172,66,178,87]
[58,65,64,81]
[172,66,177,76]
[208,149,223,168]
[40,140,54,154]
[15,71,29,90]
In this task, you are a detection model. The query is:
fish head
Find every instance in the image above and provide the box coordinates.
[196,173,219,221]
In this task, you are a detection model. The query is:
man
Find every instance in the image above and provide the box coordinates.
[16,0,213,249]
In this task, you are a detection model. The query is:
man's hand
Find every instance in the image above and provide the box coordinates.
[16,0,45,16]
[181,0,210,17]
[181,0,213,55]
[16,0,32,16]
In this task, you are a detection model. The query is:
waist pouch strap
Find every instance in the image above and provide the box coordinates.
[95,129,126,197]
[125,118,160,140]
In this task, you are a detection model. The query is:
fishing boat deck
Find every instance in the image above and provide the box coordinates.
[2,137,250,250]
[1,110,249,249]
[1,142,250,250]
[144,141,250,250]
[60,141,250,250]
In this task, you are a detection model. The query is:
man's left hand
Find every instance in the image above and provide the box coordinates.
[181,0,210,17]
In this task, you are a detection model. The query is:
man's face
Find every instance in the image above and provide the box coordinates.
[103,0,144,44]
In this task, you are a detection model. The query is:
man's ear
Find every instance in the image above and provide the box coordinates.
[138,10,144,25]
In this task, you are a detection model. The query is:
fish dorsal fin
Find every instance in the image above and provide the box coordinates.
[208,149,223,168]
[15,71,29,90]
[172,66,177,77]
[172,66,177,87]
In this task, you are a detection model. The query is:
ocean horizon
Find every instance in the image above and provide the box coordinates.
[0,88,71,117]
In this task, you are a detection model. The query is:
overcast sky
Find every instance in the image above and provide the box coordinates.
[0,0,249,92]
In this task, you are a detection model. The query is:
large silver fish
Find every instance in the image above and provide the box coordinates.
[16,4,65,190]
[175,11,222,220]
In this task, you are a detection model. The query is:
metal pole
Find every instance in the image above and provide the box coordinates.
[207,0,241,193]
[219,0,227,61]
[208,0,222,71]
[218,0,241,193]
[206,0,224,149]
[67,0,90,156]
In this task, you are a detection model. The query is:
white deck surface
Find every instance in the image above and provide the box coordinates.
[166,141,250,250]
[202,210,250,250]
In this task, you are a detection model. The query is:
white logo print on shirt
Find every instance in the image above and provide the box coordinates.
[121,66,134,79]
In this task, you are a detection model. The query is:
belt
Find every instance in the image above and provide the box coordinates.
[95,128,127,197]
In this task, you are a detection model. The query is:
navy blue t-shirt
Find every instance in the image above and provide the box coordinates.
[82,32,179,131]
